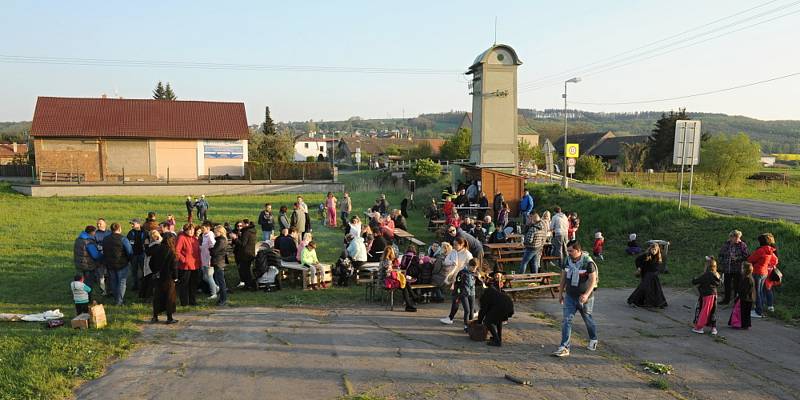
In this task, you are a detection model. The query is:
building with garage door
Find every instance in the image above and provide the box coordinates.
[30,96,249,181]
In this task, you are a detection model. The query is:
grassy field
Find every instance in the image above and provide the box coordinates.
[528,184,800,320]
[0,177,435,400]
[593,168,800,205]
[1,173,798,399]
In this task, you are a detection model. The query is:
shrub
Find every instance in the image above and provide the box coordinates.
[575,156,606,181]
[621,175,638,187]
[409,158,442,186]
[306,156,316,162]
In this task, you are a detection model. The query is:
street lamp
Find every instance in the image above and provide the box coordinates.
[562,77,581,188]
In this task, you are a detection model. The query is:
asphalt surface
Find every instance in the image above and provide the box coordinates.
[572,183,800,224]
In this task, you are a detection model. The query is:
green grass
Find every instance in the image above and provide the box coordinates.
[529,184,800,318]
[594,168,800,205]
[0,176,435,399]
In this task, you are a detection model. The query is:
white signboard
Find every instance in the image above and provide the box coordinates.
[672,120,701,166]
[355,147,362,164]
[567,166,575,175]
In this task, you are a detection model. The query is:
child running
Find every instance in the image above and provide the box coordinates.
[692,256,721,335]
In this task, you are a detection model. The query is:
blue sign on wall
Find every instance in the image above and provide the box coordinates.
[204,144,243,159]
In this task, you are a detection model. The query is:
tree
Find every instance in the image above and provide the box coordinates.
[518,139,544,166]
[440,128,471,160]
[384,144,401,156]
[619,142,648,172]
[164,83,177,100]
[250,133,295,164]
[409,141,434,160]
[575,155,606,181]
[152,81,166,99]
[306,120,317,134]
[262,106,276,135]
[646,109,688,170]
[698,133,760,190]
[409,158,442,185]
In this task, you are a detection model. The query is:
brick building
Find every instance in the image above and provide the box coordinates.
[30,96,249,181]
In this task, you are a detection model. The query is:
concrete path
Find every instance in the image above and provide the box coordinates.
[534,288,800,400]
[572,183,800,223]
[76,303,673,400]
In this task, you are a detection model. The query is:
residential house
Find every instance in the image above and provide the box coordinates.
[0,142,28,165]
[337,137,445,164]
[553,131,649,170]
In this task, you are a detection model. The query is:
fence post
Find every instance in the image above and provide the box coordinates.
[55,171,58,182]
[208,168,211,184]
[122,168,125,184]
[167,167,170,184]
[39,168,42,183]
[248,165,252,183]
[269,167,272,183]
[30,165,35,184]
[302,165,305,182]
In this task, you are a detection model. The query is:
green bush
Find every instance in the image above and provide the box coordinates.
[409,158,442,186]
[575,155,606,181]
[621,175,638,187]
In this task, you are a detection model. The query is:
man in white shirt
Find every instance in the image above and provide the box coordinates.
[550,206,570,266]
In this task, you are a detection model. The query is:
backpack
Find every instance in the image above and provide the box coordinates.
[384,270,401,289]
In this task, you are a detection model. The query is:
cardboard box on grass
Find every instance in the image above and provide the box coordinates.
[71,313,90,329]
[88,301,107,329]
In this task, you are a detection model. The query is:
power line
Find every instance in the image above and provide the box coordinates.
[518,0,800,93]
[0,54,463,76]
[569,71,800,105]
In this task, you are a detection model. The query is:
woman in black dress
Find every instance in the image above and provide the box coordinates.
[627,243,668,308]
[148,231,179,324]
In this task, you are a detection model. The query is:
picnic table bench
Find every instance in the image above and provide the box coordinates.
[280,261,332,290]
[394,228,426,247]
[484,242,561,272]
[502,272,560,300]
[428,219,447,231]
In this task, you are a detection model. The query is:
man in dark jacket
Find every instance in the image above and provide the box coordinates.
[233,220,257,290]
[478,273,515,346]
[274,228,297,261]
[102,223,133,305]
[258,203,275,242]
[127,218,148,291]
[74,225,103,291]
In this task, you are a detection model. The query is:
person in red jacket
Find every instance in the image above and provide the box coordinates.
[175,224,202,306]
[443,196,455,218]
[747,233,777,318]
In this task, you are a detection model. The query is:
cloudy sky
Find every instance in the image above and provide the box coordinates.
[2,0,799,124]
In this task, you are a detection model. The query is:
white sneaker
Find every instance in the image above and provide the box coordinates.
[439,317,454,325]
[472,312,479,320]
[750,311,762,318]
[767,306,775,313]
[587,340,598,351]
[208,295,218,300]
[237,282,245,288]
[711,328,718,336]
[552,346,570,357]
[692,328,704,334]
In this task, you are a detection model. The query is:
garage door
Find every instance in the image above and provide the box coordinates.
[155,140,197,180]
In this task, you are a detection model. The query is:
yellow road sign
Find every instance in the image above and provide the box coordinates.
[566,143,580,158]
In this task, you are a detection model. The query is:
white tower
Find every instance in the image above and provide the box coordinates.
[467,44,522,173]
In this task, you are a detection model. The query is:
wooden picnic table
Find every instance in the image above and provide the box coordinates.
[502,272,561,300]
[506,233,523,242]
[484,242,560,272]
[280,261,332,290]
[394,228,426,247]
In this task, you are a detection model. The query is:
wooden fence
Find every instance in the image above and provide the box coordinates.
[0,164,32,177]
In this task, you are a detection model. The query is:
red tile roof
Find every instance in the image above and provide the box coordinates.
[31,97,249,140]
[0,143,28,157]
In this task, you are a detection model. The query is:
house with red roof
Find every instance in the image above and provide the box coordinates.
[0,142,28,165]
[30,96,249,181]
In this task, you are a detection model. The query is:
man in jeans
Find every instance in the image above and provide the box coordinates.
[553,241,598,357]
[102,223,133,306]
[258,203,274,241]
[549,206,569,267]
[519,213,547,274]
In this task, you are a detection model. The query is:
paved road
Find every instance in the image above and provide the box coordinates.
[573,183,800,224]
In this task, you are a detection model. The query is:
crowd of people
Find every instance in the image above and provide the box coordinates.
[70,184,784,353]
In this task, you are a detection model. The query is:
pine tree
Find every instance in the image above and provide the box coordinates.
[262,106,276,135]
[152,81,166,99]
[164,83,177,100]
[646,108,688,170]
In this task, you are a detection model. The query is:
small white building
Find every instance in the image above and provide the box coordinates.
[294,136,330,161]
[760,155,777,167]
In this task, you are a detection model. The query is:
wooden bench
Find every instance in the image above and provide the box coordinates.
[280,261,332,290]
[428,219,446,231]
[502,272,560,300]
[409,237,426,247]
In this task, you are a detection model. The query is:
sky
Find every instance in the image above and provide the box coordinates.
[1,0,799,124]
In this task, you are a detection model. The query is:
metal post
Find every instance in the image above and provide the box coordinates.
[562,81,569,189]
[55,171,58,182]
[167,167,170,184]
[687,124,696,208]
[248,165,252,183]
[302,165,305,182]
[269,167,272,183]
[208,168,211,184]
[31,165,35,184]
[677,124,686,210]
[122,167,125,184]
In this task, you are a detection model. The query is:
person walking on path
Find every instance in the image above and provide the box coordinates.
[519,213,547,274]
[74,225,103,291]
[550,207,569,266]
[729,262,755,330]
[692,256,721,335]
[102,223,133,306]
[175,224,202,306]
[747,233,778,318]
[718,230,749,305]
[340,192,352,228]
[147,230,178,324]
[258,203,275,242]
[519,190,534,224]
[185,196,195,223]
[325,192,338,227]
[627,243,668,308]
[439,239,476,330]
[553,241,598,357]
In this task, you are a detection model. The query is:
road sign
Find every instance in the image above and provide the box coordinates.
[542,139,555,154]
[672,120,701,166]
[566,143,579,158]
[567,158,576,167]
[567,166,575,174]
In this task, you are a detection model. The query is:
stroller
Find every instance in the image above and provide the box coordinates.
[333,251,354,287]
[254,245,282,292]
